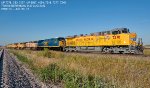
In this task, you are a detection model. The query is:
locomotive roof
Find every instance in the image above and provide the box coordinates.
[66,28,129,38]
[110,28,129,31]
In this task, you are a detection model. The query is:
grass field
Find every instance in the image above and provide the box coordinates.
[144,49,150,56]
[10,49,150,88]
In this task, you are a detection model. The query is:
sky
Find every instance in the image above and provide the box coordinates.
[0,0,150,45]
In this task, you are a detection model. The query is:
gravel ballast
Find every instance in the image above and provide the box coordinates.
[2,49,46,88]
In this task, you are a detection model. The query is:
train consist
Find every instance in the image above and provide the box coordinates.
[6,28,143,54]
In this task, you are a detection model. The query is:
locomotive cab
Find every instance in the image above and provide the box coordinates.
[111,28,129,35]
[58,37,66,47]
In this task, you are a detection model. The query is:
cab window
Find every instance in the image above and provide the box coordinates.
[107,31,110,34]
[112,30,121,35]
[122,29,129,33]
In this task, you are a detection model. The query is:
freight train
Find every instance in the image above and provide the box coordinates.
[6,28,143,54]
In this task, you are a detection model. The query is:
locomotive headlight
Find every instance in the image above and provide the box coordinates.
[130,38,136,41]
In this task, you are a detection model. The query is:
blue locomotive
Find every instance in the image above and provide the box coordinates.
[37,37,65,50]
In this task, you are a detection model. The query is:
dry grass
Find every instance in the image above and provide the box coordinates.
[10,49,150,88]
[14,50,60,69]
[57,53,150,88]
[144,49,150,55]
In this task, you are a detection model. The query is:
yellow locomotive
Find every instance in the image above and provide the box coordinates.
[6,43,18,49]
[17,43,26,49]
[64,28,143,54]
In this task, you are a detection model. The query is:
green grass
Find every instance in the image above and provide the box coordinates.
[40,64,112,88]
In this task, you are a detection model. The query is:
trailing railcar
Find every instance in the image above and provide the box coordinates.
[7,43,18,49]
[26,41,38,50]
[64,28,143,54]
[17,42,26,49]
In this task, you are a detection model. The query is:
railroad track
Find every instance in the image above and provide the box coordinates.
[0,49,3,88]
[0,49,45,88]
[64,51,150,58]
